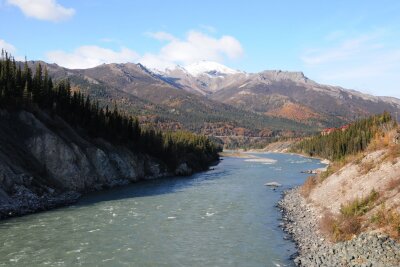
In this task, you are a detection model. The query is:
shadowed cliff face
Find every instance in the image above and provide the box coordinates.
[0,109,174,218]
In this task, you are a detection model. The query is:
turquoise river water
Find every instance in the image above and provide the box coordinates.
[0,153,325,266]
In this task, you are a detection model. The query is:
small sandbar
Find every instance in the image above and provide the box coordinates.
[244,158,277,164]
[219,151,254,158]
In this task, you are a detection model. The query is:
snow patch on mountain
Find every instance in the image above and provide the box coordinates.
[184,61,240,77]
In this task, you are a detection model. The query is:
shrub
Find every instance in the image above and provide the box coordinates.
[335,215,362,241]
[358,160,375,175]
[320,211,337,237]
[385,143,400,164]
[371,204,400,240]
[320,212,361,242]
[319,160,346,180]
[300,176,317,197]
[319,190,380,242]
[386,178,400,192]
[368,132,391,151]
[340,190,379,217]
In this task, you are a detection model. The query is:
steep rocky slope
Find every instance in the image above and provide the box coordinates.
[279,127,400,266]
[0,108,192,219]
[309,149,400,215]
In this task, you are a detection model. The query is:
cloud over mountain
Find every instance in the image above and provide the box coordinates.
[0,39,16,54]
[45,30,244,71]
[7,0,75,22]
[46,46,138,69]
[141,30,243,70]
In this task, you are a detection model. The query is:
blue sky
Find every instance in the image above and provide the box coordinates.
[1,0,400,98]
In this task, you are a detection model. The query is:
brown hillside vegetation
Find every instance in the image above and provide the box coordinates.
[302,127,400,241]
[266,102,322,122]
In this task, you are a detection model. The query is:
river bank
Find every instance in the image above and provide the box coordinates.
[0,162,221,220]
[0,109,220,220]
[0,153,321,266]
[279,187,400,267]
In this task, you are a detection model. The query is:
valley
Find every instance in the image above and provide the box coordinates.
[26,60,400,148]
[2,1,400,266]
[2,52,400,267]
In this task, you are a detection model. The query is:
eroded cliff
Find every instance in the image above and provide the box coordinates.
[0,109,187,218]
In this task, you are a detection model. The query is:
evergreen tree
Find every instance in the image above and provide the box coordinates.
[0,51,221,170]
[291,112,395,161]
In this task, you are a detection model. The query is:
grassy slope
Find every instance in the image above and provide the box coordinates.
[300,127,400,241]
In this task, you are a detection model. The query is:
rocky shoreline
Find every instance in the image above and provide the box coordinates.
[0,187,81,219]
[278,187,400,267]
[0,109,219,220]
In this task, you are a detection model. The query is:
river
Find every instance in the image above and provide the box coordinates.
[0,153,325,266]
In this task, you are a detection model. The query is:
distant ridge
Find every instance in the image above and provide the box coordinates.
[28,59,400,147]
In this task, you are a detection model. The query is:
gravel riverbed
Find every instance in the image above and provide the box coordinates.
[278,187,400,267]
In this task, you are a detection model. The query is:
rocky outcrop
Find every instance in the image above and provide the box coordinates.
[0,109,181,219]
[174,162,192,176]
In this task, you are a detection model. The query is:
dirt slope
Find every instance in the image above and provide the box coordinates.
[310,148,400,214]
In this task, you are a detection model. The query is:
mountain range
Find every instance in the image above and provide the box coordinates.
[162,61,400,122]
[28,60,400,147]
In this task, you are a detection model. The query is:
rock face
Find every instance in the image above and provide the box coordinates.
[174,163,192,176]
[0,109,174,219]
[279,188,400,267]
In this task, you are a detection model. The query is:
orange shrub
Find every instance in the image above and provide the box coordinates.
[300,176,317,198]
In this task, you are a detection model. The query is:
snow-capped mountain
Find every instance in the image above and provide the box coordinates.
[38,58,400,133]
[156,61,246,95]
[153,61,400,124]
[184,61,241,77]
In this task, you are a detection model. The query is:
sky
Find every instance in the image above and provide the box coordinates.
[1,0,400,98]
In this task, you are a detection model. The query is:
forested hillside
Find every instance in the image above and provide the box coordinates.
[292,113,400,246]
[291,112,395,161]
[25,61,316,149]
[19,58,400,150]
[0,51,220,171]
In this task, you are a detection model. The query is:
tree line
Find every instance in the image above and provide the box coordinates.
[291,112,394,161]
[0,50,220,170]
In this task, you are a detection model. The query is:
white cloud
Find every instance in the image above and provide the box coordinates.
[0,39,25,61]
[139,53,176,70]
[301,32,382,65]
[140,30,243,70]
[46,46,139,69]
[7,0,75,22]
[0,39,16,54]
[300,29,400,98]
[44,30,243,71]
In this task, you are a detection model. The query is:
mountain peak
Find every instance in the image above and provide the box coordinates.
[184,61,240,77]
[259,70,309,83]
